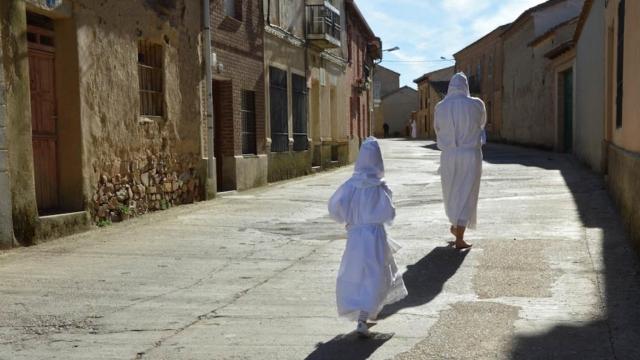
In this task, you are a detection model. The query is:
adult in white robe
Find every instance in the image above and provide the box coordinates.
[411,119,417,139]
[434,73,486,249]
[328,138,407,324]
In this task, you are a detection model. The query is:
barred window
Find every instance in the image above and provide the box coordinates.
[241,90,257,155]
[138,40,164,118]
[269,67,288,152]
[292,74,308,151]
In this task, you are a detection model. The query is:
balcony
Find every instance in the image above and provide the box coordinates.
[306,2,341,49]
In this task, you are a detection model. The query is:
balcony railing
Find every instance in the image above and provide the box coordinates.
[306,2,341,49]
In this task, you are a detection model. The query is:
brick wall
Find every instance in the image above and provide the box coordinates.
[210,0,265,156]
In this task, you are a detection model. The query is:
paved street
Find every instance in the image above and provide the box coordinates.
[1,139,639,360]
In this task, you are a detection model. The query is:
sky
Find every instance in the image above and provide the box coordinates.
[357,0,547,88]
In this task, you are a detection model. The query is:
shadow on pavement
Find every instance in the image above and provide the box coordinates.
[483,143,640,359]
[422,143,440,151]
[377,246,469,320]
[304,332,394,360]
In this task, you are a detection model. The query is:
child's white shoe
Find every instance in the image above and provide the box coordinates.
[356,321,371,338]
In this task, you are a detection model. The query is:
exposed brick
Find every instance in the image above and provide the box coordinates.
[210,0,265,156]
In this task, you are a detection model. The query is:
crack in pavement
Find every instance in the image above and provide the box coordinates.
[132,242,335,359]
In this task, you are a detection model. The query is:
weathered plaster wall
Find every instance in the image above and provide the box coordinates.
[502,20,556,149]
[374,66,400,98]
[0,32,16,248]
[382,87,418,137]
[608,145,640,253]
[71,0,204,222]
[575,1,605,172]
[308,54,349,168]
[263,22,310,181]
[611,0,640,153]
[1,0,39,245]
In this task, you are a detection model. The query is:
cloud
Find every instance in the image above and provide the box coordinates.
[357,0,548,87]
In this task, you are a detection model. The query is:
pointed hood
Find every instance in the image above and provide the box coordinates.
[351,137,385,187]
[446,72,470,98]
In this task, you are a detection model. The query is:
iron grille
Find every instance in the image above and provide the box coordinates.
[241,90,257,155]
[269,67,289,152]
[292,74,308,151]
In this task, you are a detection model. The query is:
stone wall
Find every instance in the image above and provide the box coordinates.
[91,153,201,224]
[71,0,205,223]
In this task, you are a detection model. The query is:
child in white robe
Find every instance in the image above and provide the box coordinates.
[328,137,407,337]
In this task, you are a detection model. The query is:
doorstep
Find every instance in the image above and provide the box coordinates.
[37,211,91,243]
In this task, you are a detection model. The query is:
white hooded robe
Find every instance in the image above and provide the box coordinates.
[328,138,407,320]
[434,73,486,229]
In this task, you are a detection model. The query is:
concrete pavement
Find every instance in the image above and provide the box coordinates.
[0,139,639,360]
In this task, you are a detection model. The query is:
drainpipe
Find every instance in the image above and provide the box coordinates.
[202,0,216,199]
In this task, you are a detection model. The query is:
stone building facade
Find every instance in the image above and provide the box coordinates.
[345,0,380,162]
[414,66,454,139]
[372,65,400,138]
[0,0,205,245]
[263,0,310,181]
[604,0,640,251]
[381,86,418,138]
[210,0,267,191]
[454,24,508,141]
[501,0,584,150]
[307,0,350,169]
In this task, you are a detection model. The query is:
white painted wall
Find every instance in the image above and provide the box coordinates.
[575,1,605,172]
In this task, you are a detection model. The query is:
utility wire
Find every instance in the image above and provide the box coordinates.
[381,59,455,63]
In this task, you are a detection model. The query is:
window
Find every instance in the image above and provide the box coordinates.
[373,80,381,101]
[477,62,482,85]
[292,74,308,151]
[241,90,257,154]
[269,67,288,152]
[616,0,625,128]
[225,0,241,21]
[138,40,164,118]
[271,0,280,26]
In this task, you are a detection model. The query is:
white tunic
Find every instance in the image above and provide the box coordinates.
[411,120,417,139]
[434,73,486,229]
[328,138,407,320]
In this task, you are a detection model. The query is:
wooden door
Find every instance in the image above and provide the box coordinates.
[28,26,59,212]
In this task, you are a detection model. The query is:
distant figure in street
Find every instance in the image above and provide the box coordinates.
[383,123,390,138]
[434,73,486,250]
[411,119,417,139]
[328,138,407,337]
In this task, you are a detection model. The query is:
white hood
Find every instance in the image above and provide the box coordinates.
[352,137,385,187]
[446,72,470,98]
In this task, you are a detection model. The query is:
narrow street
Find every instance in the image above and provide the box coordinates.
[1,139,639,360]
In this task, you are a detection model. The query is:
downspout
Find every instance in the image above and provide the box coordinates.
[202,0,216,199]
